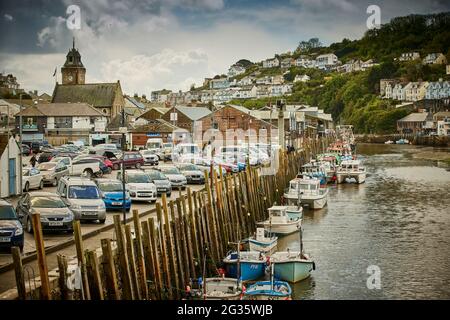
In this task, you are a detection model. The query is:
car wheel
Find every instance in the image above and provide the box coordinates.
[99,218,106,224]
[52,178,58,186]
[167,193,171,197]
[39,180,44,189]
[24,182,29,192]
[19,246,24,253]
[26,217,33,234]
[151,200,157,204]
[135,162,141,169]
[107,167,112,174]
[113,164,120,170]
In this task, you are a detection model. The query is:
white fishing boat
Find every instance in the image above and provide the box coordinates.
[286,205,303,220]
[336,159,366,184]
[284,177,328,209]
[202,277,242,300]
[258,206,301,235]
[300,161,327,185]
[248,228,278,254]
[243,263,291,300]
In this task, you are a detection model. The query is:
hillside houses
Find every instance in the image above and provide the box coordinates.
[382,79,450,101]
[398,52,420,61]
[315,53,339,70]
[422,53,447,65]
[227,64,246,78]
[262,57,280,68]
[294,74,310,82]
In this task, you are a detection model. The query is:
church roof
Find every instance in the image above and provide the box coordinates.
[52,82,122,108]
[16,103,104,117]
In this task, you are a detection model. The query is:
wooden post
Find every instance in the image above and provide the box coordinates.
[11,247,26,300]
[186,188,201,274]
[157,199,173,299]
[141,221,156,299]
[181,195,196,279]
[148,217,163,299]
[125,224,141,300]
[32,213,51,300]
[133,210,148,300]
[57,254,69,300]
[176,198,191,283]
[73,220,90,300]
[85,250,104,300]
[113,215,133,300]
[100,239,120,300]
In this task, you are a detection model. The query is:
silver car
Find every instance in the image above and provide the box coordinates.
[38,161,69,186]
[145,169,172,196]
[176,163,205,184]
[158,166,187,189]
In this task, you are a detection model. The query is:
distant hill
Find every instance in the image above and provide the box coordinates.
[229,12,450,134]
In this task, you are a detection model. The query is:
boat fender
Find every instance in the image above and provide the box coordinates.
[217,267,226,278]
[266,256,271,266]
[312,262,316,271]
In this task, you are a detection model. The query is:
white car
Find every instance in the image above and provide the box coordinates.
[22,167,44,192]
[117,170,157,203]
[139,150,159,165]
[158,166,187,189]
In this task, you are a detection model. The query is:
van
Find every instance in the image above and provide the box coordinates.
[145,138,164,159]
[57,177,106,223]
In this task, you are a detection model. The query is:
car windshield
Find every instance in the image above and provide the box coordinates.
[22,169,30,176]
[31,196,67,208]
[179,164,198,171]
[147,171,165,180]
[0,206,17,220]
[163,143,172,148]
[68,186,100,199]
[147,142,161,149]
[141,150,154,155]
[38,163,56,171]
[161,167,180,174]
[127,173,151,183]
[98,182,123,192]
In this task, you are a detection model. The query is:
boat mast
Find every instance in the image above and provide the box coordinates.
[299,226,303,257]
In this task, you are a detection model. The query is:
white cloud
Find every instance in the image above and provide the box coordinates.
[4,14,13,21]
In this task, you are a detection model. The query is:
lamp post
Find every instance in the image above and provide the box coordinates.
[120,108,127,225]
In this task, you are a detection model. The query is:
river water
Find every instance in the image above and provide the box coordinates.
[278,143,450,299]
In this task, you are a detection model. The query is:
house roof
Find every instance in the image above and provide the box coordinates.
[0,134,8,156]
[433,111,450,119]
[137,107,170,120]
[175,106,211,120]
[398,112,429,122]
[125,96,146,109]
[17,103,104,117]
[52,82,122,107]
[132,118,180,133]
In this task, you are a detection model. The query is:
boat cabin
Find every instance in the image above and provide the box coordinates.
[268,206,289,222]
[339,160,364,172]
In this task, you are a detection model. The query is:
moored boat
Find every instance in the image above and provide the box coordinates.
[223,251,266,281]
[336,159,366,184]
[201,277,243,300]
[248,228,278,254]
[284,177,328,209]
[243,280,292,300]
[258,206,301,235]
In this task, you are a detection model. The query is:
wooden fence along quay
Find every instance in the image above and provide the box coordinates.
[7,137,331,300]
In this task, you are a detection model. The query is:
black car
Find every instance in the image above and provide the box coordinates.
[22,141,43,154]
[21,144,31,156]
[38,150,59,163]
[0,200,24,251]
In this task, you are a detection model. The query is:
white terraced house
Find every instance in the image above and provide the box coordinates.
[392,83,407,101]
[398,52,420,61]
[425,80,450,100]
[237,76,255,86]
[228,64,246,78]
[209,78,230,89]
[270,84,293,97]
[422,53,447,65]
[295,57,315,68]
[262,57,280,68]
[315,53,339,70]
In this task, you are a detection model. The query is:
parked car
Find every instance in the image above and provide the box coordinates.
[117,170,157,203]
[16,192,74,233]
[22,141,43,154]
[144,169,172,196]
[176,163,205,184]
[111,152,144,170]
[37,161,70,186]
[21,144,31,156]
[162,142,173,161]
[56,177,106,223]
[38,150,60,163]
[95,178,131,211]
[90,143,119,155]
[145,138,164,160]
[52,157,102,178]
[157,166,187,189]
[22,167,44,192]
[0,200,24,251]
[139,149,159,165]
[213,156,240,173]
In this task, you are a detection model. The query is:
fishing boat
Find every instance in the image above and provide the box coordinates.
[243,281,292,300]
[195,277,242,300]
[384,140,394,144]
[300,161,327,185]
[223,251,266,281]
[316,153,340,182]
[336,159,366,184]
[286,205,303,220]
[258,206,301,235]
[284,177,328,209]
[243,263,291,300]
[271,228,315,283]
[248,228,278,254]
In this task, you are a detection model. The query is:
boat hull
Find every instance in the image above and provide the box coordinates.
[248,238,277,254]
[203,278,242,300]
[244,281,291,300]
[336,172,366,184]
[258,219,301,235]
[300,195,327,209]
[224,261,266,281]
[273,260,315,283]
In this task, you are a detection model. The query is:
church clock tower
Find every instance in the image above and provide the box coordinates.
[61,38,86,85]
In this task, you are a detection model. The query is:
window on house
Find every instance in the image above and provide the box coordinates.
[54,117,72,129]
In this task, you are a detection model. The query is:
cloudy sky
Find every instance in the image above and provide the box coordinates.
[0,0,449,95]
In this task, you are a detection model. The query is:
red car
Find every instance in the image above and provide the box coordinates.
[111,152,144,170]
[88,155,113,172]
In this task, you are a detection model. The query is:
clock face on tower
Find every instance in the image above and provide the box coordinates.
[67,75,73,82]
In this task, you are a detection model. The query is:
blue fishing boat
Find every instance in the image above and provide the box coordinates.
[244,281,292,300]
[271,251,315,283]
[223,251,266,281]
